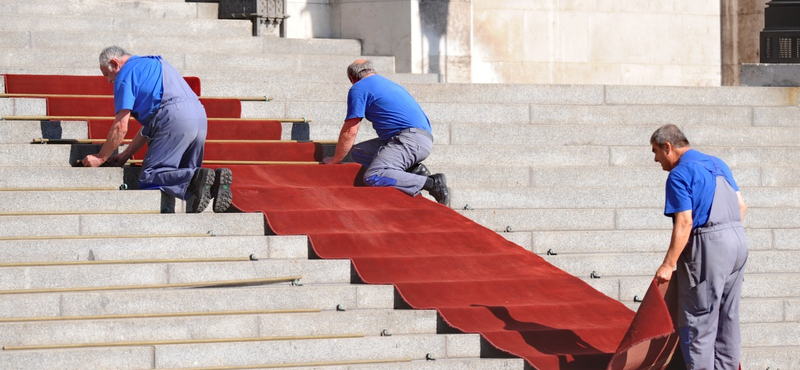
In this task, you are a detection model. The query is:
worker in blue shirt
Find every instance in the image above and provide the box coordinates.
[650,124,748,370]
[323,59,449,206]
[82,46,232,213]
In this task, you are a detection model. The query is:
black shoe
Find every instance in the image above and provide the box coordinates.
[428,173,450,207]
[408,163,431,177]
[212,167,233,213]
[189,168,214,213]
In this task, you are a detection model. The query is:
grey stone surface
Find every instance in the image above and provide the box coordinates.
[407,83,605,105]
[0,284,394,318]
[426,145,610,167]
[456,208,616,232]
[740,346,800,370]
[0,120,88,144]
[0,167,122,189]
[0,144,73,166]
[152,334,478,368]
[452,187,664,210]
[0,346,153,370]
[753,106,800,127]
[0,310,437,347]
[4,0,219,20]
[741,63,800,88]
[610,146,800,167]
[528,105,753,126]
[0,190,161,214]
[605,85,796,106]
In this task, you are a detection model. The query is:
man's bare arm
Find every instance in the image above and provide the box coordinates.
[323,118,361,164]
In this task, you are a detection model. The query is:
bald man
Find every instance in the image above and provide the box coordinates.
[323,59,449,206]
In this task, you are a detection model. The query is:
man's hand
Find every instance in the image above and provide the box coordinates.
[655,263,674,285]
[322,156,337,165]
[82,154,106,167]
[106,152,130,167]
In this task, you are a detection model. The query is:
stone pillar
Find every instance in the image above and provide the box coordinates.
[334,0,472,82]
[722,0,768,86]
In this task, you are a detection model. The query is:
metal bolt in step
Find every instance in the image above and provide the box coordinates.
[249,254,258,261]
[504,226,513,232]
[380,329,392,337]
[633,295,643,303]
[425,353,436,361]
[462,204,473,210]
[546,249,557,256]
[336,304,346,311]
[291,279,303,286]
[207,230,216,237]
[119,183,128,190]
[590,271,601,279]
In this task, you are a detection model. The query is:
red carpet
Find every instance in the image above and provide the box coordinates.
[87,119,282,141]
[225,164,682,369]
[8,73,686,369]
[46,96,242,118]
[3,74,202,96]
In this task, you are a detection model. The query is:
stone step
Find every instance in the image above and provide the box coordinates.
[0,167,122,190]
[2,1,219,20]
[0,284,395,319]
[0,333,480,370]
[0,16,252,37]
[0,50,397,76]
[452,186,800,210]
[0,235,308,263]
[740,346,800,370]
[542,251,800,278]
[0,144,75,167]
[456,207,788,232]
[0,31,364,57]
[0,259,350,290]
[742,323,800,348]
[0,212,265,238]
[0,120,88,144]
[586,273,800,302]
[507,228,778,255]
[0,309,437,347]
[0,97,46,116]
[0,190,161,214]
[328,358,525,369]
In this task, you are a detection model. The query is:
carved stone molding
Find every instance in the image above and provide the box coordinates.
[218,0,290,37]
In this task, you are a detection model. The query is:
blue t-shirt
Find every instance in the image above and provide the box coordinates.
[345,74,431,142]
[664,149,739,228]
[114,55,163,124]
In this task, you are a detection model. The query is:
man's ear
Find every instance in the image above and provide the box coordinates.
[109,59,119,71]
[662,141,673,154]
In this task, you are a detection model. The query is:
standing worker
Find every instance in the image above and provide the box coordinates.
[650,124,748,369]
[82,46,233,213]
[323,59,450,206]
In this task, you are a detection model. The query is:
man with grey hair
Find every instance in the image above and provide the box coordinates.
[82,46,232,213]
[323,59,449,206]
[650,124,748,369]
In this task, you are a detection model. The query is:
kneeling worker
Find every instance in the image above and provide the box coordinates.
[323,59,450,206]
[82,46,232,213]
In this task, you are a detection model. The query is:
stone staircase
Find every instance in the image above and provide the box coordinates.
[2,0,800,369]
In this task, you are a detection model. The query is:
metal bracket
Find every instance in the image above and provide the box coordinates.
[119,183,128,190]
[380,329,392,337]
[462,204,473,210]
[425,353,436,361]
[249,254,259,261]
[633,295,643,303]
[207,230,216,237]
[336,304,346,311]
[590,271,601,279]
[504,226,513,232]
[546,249,557,256]
[291,279,303,286]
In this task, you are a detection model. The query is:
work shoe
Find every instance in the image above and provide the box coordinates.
[407,163,431,177]
[212,167,233,213]
[189,168,214,213]
[427,173,450,207]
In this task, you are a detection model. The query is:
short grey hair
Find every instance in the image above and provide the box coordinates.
[650,124,690,148]
[347,60,377,82]
[99,46,130,68]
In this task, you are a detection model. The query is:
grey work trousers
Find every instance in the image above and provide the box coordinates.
[677,176,748,370]
[138,59,207,200]
[350,127,432,196]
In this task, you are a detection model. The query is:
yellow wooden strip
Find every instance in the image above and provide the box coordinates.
[3,333,362,350]
[0,93,272,101]
[0,276,301,295]
[1,115,310,123]
[0,257,253,267]
[138,358,412,370]
[0,309,321,323]
[0,233,212,241]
